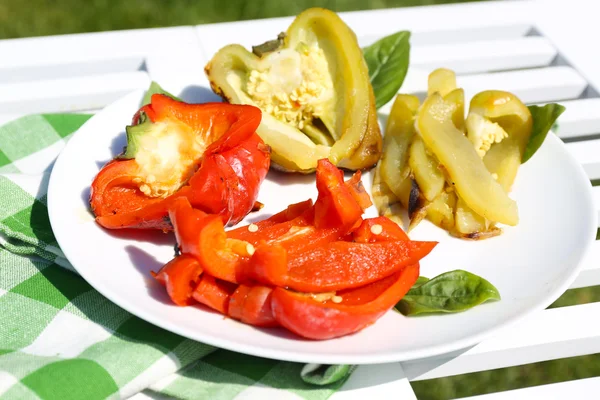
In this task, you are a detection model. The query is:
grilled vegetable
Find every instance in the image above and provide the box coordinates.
[408,136,445,202]
[417,93,519,226]
[469,90,532,192]
[379,94,419,207]
[90,93,270,229]
[205,8,381,172]
[426,190,456,232]
[427,68,457,97]
[372,68,564,239]
[154,159,438,340]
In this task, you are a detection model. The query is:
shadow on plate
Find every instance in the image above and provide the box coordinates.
[180,85,222,104]
[125,245,173,305]
[266,169,315,186]
[78,187,96,220]
[235,212,275,225]
[110,130,127,157]
[93,129,125,169]
[107,228,175,246]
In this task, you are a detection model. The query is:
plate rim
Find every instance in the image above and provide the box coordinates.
[48,89,599,365]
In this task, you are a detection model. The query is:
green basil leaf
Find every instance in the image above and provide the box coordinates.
[362,31,410,109]
[300,364,356,386]
[396,270,500,316]
[522,103,566,163]
[413,276,430,288]
[142,81,182,106]
[392,276,429,312]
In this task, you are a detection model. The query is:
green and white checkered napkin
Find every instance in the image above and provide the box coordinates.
[0,114,356,399]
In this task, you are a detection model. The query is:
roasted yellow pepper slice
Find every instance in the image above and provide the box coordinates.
[205,8,381,172]
[416,93,519,226]
[468,90,533,192]
[380,94,419,207]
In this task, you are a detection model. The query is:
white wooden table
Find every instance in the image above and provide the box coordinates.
[3,0,600,398]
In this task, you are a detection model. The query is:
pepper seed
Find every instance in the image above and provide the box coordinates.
[248,223,259,232]
[331,296,342,303]
[370,224,383,235]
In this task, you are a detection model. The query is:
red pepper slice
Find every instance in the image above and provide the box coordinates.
[226,199,314,243]
[168,196,252,284]
[227,159,369,249]
[169,197,208,256]
[90,94,269,230]
[152,254,203,306]
[228,284,252,321]
[154,158,439,339]
[192,275,237,314]
[352,216,409,243]
[345,170,373,210]
[245,244,288,287]
[228,284,278,327]
[189,212,251,284]
[313,159,364,231]
[254,239,435,292]
[271,263,420,340]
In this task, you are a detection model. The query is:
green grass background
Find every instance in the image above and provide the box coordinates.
[0,0,480,39]
[2,0,600,399]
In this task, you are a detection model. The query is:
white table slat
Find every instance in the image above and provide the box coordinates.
[0,26,207,101]
[196,21,530,61]
[569,241,600,289]
[592,186,600,223]
[534,1,600,109]
[359,24,532,48]
[401,301,600,381]
[412,37,557,74]
[403,24,531,47]
[375,66,588,116]
[0,55,145,85]
[329,363,417,400]
[0,27,197,76]
[195,0,534,61]
[550,98,600,140]
[455,376,600,400]
[566,139,600,181]
[0,72,150,114]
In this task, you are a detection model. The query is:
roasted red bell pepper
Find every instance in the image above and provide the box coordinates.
[168,197,251,284]
[192,274,237,314]
[313,159,365,231]
[228,284,278,327]
[152,254,203,306]
[352,216,409,243]
[344,170,373,211]
[169,197,208,256]
[250,239,434,292]
[226,199,314,242]
[227,161,370,248]
[90,94,270,230]
[169,160,371,284]
[271,263,420,340]
[156,159,438,339]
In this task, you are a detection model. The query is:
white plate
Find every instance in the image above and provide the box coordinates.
[48,89,597,364]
